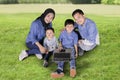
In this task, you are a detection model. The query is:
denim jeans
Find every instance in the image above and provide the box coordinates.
[57,48,76,71]
[26,42,42,55]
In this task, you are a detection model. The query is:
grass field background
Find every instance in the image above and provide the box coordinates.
[0,4,120,80]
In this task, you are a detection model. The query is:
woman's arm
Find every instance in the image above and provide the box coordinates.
[35,42,47,53]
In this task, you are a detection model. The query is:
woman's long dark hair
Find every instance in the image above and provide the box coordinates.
[36,8,55,28]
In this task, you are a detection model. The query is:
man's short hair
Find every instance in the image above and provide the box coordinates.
[72,9,84,16]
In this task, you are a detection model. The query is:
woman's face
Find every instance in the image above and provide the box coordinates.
[73,13,85,25]
[44,13,54,24]
[65,24,74,33]
[46,29,54,40]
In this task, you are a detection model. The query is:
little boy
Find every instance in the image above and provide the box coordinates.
[43,27,58,67]
[51,19,78,78]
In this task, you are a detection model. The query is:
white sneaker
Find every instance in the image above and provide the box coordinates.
[35,54,42,60]
[19,50,28,61]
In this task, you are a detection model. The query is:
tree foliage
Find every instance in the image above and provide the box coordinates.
[0,0,18,4]
[101,0,120,4]
[0,0,119,5]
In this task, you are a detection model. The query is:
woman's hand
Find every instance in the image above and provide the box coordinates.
[39,46,47,53]
[35,42,47,53]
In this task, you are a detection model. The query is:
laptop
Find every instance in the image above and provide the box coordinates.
[53,48,72,62]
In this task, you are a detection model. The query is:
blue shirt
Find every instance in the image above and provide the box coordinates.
[75,18,98,44]
[59,30,78,48]
[26,19,52,44]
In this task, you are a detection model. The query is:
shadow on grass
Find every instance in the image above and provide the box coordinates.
[76,46,100,76]
[48,47,99,77]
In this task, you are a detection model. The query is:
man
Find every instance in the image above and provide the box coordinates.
[72,9,100,56]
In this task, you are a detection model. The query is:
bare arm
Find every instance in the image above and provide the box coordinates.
[58,42,63,51]
[74,44,78,58]
[35,42,47,53]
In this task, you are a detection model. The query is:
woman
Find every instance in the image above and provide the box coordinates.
[19,8,55,61]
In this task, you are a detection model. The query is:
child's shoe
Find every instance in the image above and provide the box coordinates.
[70,68,76,77]
[51,69,64,78]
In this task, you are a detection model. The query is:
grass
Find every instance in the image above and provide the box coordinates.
[0,4,120,80]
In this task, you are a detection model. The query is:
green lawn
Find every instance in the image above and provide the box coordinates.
[0,4,120,80]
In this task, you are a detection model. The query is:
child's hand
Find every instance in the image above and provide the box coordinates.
[75,53,78,58]
[45,49,49,54]
[59,46,63,51]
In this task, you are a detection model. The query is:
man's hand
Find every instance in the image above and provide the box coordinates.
[78,40,83,44]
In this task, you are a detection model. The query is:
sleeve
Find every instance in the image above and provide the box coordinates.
[87,22,97,43]
[29,22,38,44]
[73,33,78,45]
[82,22,97,45]
[58,32,63,42]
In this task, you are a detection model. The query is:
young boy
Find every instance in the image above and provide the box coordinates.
[51,19,78,78]
[43,27,58,67]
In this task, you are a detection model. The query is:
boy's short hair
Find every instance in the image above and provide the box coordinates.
[64,19,74,26]
[46,27,54,33]
[72,9,84,17]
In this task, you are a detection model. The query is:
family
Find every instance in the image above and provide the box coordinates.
[19,8,100,78]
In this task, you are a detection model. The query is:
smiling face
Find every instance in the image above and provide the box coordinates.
[46,29,54,40]
[65,24,74,33]
[44,13,54,24]
[73,12,85,25]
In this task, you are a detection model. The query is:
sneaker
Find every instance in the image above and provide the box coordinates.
[51,69,64,78]
[35,54,42,59]
[70,68,76,77]
[19,50,28,61]
[79,47,84,56]
[43,60,48,67]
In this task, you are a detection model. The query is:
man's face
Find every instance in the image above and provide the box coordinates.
[73,13,85,25]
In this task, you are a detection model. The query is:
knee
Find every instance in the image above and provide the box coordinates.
[79,44,96,51]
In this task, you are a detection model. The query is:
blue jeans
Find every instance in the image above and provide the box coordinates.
[57,48,76,71]
[26,42,42,55]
